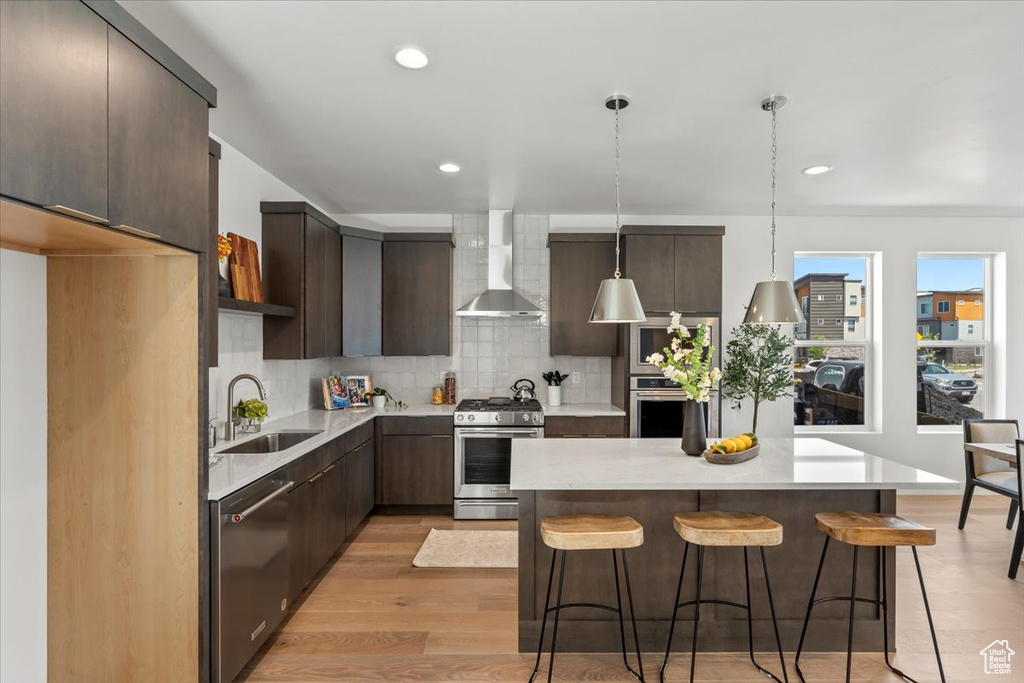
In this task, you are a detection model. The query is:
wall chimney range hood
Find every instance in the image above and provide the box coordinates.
[456,209,542,318]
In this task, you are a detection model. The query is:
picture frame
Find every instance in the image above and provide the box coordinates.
[346,375,372,407]
[322,375,350,410]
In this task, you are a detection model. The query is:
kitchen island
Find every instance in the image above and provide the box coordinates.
[510,437,957,654]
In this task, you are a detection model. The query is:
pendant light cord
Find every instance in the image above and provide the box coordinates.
[770,103,778,281]
[613,99,623,278]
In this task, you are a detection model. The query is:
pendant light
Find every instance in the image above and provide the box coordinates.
[743,96,806,325]
[590,95,646,324]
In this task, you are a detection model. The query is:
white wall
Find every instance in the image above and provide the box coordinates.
[210,137,337,428]
[0,249,47,682]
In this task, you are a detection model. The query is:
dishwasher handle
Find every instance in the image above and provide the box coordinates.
[228,481,294,523]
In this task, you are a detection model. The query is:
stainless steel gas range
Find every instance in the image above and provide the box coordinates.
[453,397,544,519]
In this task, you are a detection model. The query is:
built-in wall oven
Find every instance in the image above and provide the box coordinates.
[629,315,722,439]
[453,397,544,519]
[630,377,720,439]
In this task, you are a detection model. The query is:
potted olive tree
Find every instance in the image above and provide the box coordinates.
[721,324,793,434]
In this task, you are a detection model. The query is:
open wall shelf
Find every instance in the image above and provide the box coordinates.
[218,296,296,318]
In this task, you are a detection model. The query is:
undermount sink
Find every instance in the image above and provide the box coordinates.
[219,430,322,455]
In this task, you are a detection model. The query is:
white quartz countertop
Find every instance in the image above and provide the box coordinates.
[208,403,455,500]
[540,403,625,417]
[510,437,958,491]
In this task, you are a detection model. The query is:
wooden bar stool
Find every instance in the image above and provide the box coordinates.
[660,512,788,683]
[794,512,945,683]
[529,514,645,683]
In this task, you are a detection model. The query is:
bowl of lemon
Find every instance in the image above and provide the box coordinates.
[703,433,760,464]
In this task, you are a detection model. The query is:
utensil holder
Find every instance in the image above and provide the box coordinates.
[547,385,562,407]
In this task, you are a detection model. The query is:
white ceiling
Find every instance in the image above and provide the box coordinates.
[122,1,1024,217]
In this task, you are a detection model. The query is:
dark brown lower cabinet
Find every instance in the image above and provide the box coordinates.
[382,434,454,505]
[544,415,626,438]
[287,447,347,599]
[345,438,375,536]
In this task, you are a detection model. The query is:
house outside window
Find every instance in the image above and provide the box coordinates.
[794,254,874,430]
[916,256,990,428]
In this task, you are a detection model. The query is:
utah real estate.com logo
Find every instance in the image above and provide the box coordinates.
[980,640,1014,676]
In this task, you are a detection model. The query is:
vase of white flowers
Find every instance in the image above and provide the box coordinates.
[646,314,722,455]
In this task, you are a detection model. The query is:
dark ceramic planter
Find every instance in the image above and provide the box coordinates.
[681,400,707,456]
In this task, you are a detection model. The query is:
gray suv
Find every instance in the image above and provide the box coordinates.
[918,362,977,403]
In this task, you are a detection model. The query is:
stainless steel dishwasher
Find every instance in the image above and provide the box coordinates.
[211,468,293,683]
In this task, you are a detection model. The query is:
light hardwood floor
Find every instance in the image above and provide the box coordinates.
[241,496,1023,682]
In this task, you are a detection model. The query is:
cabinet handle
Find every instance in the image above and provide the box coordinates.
[561,434,583,438]
[45,205,108,225]
[588,434,608,438]
[323,464,336,473]
[111,223,161,240]
[309,472,324,483]
[430,434,451,439]
[227,481,294,523]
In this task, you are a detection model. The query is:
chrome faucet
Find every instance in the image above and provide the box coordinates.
[226,374,267,441]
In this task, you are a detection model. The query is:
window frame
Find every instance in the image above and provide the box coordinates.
[916,254,992,432]
[937,300,950,313]
[794,252,875,434]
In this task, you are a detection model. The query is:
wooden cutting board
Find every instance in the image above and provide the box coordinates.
[227,232,264,303]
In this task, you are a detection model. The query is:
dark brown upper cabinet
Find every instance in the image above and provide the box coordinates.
[622,226,725,314]
[262,203,343,360]
[108,28,209,253]
[342,235,383,356]
[548,235,619,356]
[0,0,109,223]
[207,139,221,367]
[382,235,453,356]
[0,1,216,253]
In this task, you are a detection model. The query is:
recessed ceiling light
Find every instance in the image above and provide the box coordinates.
[438,163,460,173]
[801,165,833,175]
[394,47,428,69]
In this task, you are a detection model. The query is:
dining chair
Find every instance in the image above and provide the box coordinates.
[959,419,1019,532]
[1011,440,1024,579]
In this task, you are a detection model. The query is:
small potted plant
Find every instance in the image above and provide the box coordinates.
[234,398,268,433]
[646,314,722,455]
[370,387,404,409]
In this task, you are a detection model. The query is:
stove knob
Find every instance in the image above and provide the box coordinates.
[468,414,475,422]
[522,414,529,422]
[533,413,543,423]
[495,414,503,423]
[456,414,464,422]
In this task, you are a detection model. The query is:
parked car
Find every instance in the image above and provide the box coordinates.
[917,362,977,403]
[796,360,867,426]
[813,359,866,397]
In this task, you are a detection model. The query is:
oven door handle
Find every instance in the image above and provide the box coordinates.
[633,392,687,400]
[457,500,518,507]
[456,428,544,437]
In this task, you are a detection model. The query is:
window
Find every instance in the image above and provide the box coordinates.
[916,256,989,427]
[801,295,809,310]
[794,254,873,429]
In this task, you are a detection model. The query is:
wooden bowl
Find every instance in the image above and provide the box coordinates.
[703,443,760,465]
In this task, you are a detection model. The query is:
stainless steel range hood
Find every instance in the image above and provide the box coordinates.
[456,209,542,318]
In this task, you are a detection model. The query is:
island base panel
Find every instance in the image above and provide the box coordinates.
[518,489,896,653]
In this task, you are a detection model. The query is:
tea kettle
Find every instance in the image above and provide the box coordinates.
[510,378,536,403]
